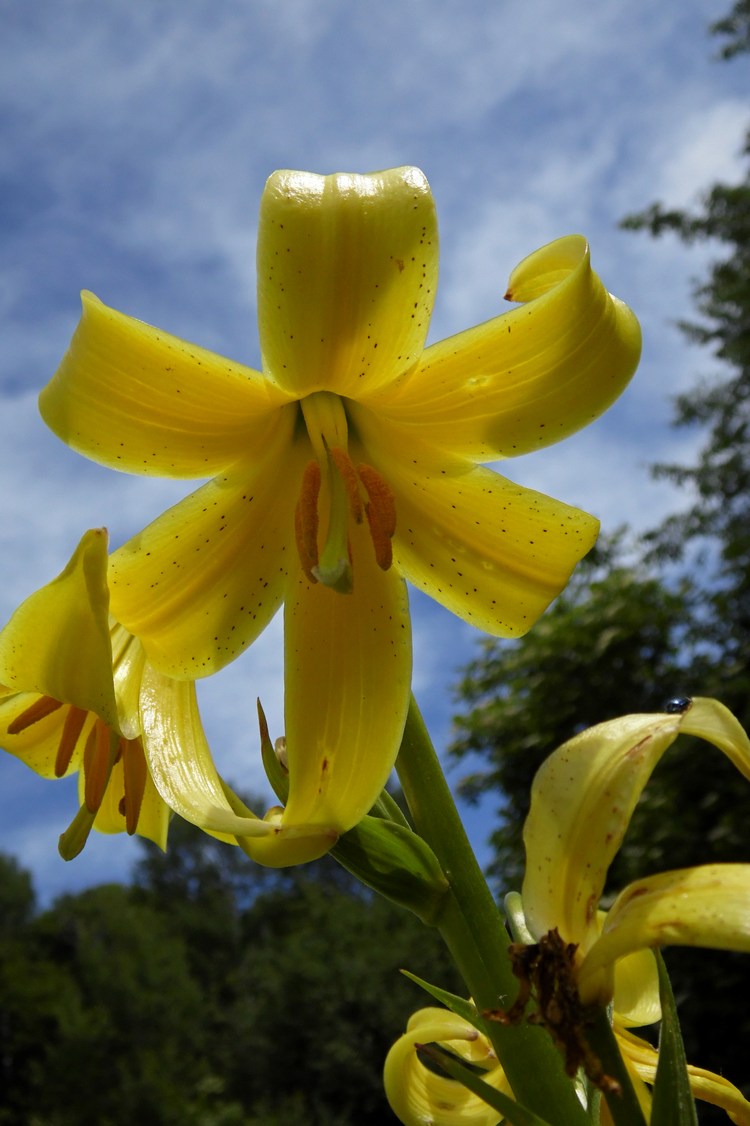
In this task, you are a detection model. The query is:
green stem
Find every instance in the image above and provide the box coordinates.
[396,696,590,1125]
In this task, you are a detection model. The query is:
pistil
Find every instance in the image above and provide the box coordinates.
[294,390,397,591]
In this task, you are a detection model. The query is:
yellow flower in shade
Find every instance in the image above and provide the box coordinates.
[521,697,750,1008]
[384,1005,750,1125]
[384,1006,512,1126]
[40,167,641,863]
[0,530,323,861]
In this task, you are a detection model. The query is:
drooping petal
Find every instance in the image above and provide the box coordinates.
[257,167,438,398]
[383,1009,512,1126]
[351,409,598,636]
[366,235,641,462]
[139,662,273,838]
[110,624,148,740]
[109,410,302,678]
[522,713,684,950]
[679,696,750,781]
[618,1025,750,1126]
[578,864,750,1006]
[522,701,750,960]
[244,519,412,866]
[0,529,118,728]
[40,292,293,478]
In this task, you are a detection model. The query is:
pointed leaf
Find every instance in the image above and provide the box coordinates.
[650,953,699,1126]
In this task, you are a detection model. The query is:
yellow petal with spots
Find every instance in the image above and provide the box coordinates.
[243,521,411,867]
[257,167,438,397]
[578,864,750,1006]
[366,235,641,461]
[109,409,302,678]
[351,408,598,637]
[522,713,683,951]
[39,291,292,478]
[0,529,118,729]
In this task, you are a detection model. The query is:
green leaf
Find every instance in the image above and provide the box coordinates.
[650,952,699,1126]
[400,969,490,1033]
[419,1043,554,1126]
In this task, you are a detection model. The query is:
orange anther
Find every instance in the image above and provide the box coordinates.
[54,705,88,777]
[357,463,397,571]
[121,737,147,835]
[83,719,113,813]
[7,694,63,734]
[294,460,322,582]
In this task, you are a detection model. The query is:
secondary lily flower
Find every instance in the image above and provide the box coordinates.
[384,1004,750,1125]
[496,696,750,1115]
[40,167,641,859]
[0,529,319,861]
[384,1006,512,1126]
[521,697,750,1008]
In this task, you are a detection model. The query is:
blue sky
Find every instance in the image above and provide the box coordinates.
[1,0,747,904]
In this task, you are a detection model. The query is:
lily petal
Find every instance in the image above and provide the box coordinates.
[612,946,662,1028]
[109,411,302,678]
[384,1009,511,1126]
[0,529,118,728]
[257,167,438,397]
[256,518,411,850]
[523,700,750,958]
[351,410,599,637]
[39,292,291,478]
[522,713,684,950]
[139,662,276,839]
[578,864,750,1005]
[679,696,750,781]
[368,235,641,461]
[616,1024,750,1125]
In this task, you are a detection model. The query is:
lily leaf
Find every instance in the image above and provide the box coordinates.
[419,1043,553,1126]
[400,970,491,1034]
[650,952,699,1126]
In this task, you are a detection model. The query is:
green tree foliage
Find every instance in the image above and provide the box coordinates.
[0,823,460,1126]
[451,541,699,892]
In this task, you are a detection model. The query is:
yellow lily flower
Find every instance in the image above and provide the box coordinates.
[384,1006,512,1126]
[521,697,750,1008]
[40,167,641,861]
[384,1006,750,1125]
[0,530,323,861]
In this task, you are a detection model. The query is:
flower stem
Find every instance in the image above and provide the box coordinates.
[396,695,590,1125]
